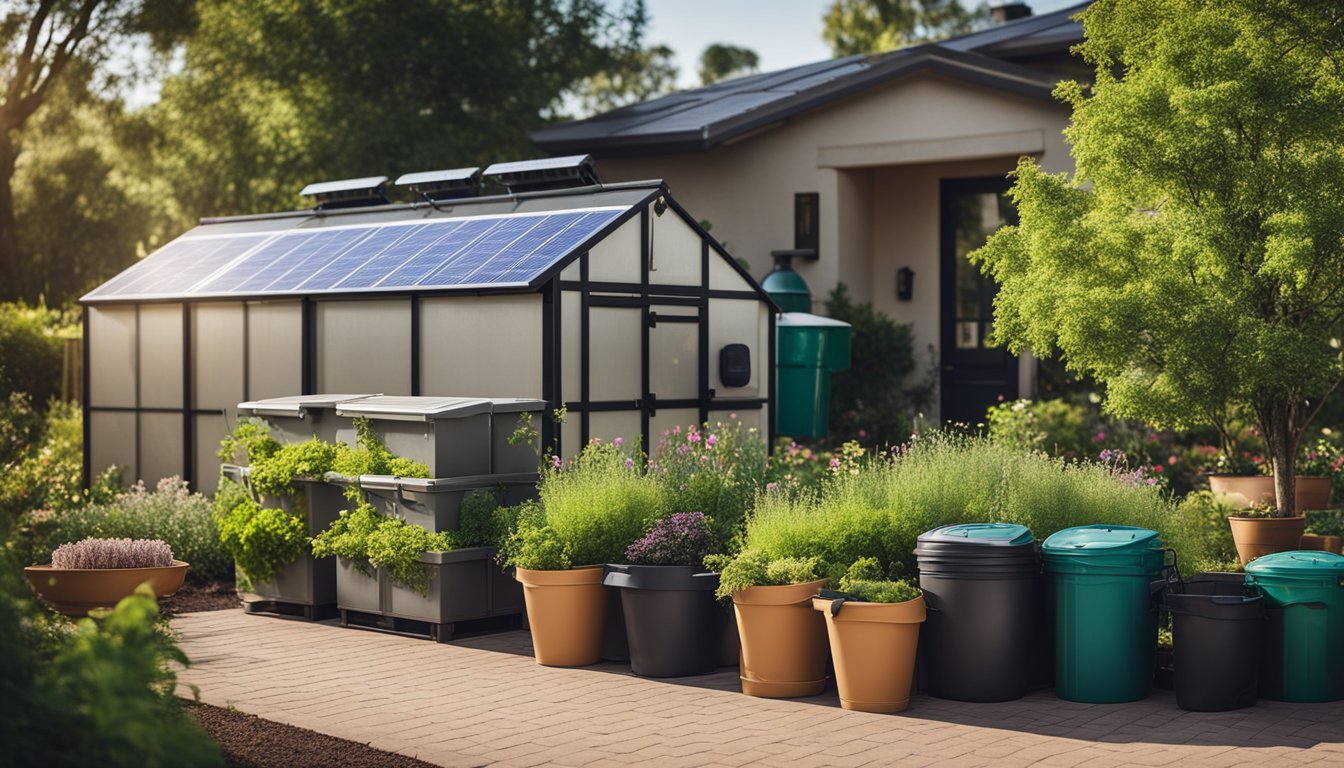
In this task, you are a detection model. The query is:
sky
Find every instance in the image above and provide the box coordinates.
[640,0,1086,88]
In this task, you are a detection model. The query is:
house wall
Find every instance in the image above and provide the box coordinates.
[594,72,1072,417]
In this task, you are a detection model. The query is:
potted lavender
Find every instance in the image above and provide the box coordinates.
[602,512,722,677]
[25,537,189,617]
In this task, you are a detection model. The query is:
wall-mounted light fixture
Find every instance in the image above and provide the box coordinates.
[794,192,820,260]
[896,267,915,301]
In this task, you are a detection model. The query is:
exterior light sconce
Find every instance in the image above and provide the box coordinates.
[896,267,914,301]
[794,192,820,260]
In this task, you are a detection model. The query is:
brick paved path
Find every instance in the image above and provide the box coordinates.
[174,610,1344,767]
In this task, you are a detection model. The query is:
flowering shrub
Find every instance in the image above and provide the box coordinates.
[625,512,715,566]
[1298,437,1344,477]
[651,416,766,550]
[51,537,174,569]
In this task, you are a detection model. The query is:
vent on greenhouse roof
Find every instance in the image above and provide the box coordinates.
[395,167,482,202]
[482,155,601,194]
[300,176,391,210]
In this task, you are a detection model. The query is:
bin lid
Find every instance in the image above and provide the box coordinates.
[237,394,376,418]
[357,472,540,493]
[335,395,492,422]
[918,523,1034,547]
[777,313,852,371]
[1042,525,1161,553]
[1246,550,1344,582]
[489,398,547,414]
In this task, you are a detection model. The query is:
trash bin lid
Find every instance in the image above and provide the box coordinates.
[918,523,1034,547]
[489,398,547,414]
[778,313,852,370]
[1042,525,1161,553]
[336,395,492,422]
[238,394,376,417]
[1246,550,1344,583]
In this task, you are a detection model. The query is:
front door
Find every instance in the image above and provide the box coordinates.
[939,177,1019,425]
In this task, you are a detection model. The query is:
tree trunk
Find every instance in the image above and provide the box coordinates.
[0,130,21,301]
[1260,398,1302,518]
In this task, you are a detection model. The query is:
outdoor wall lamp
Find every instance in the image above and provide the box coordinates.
[897,267,914,301]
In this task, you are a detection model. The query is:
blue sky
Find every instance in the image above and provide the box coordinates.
[641,0,1085,88]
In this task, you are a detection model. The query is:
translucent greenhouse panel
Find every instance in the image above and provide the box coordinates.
[709,408,764,438]
[589,306,642,401]
[194,413,228,496]
[708,298,762,398]
[649,409,701,459]
[88,306,137,408]
[90,411,136,486]
[317,299,411,395]
[191,303,244,411]
[560,260,581,281]
[708,251,756,292]
[587,217,640,284]
[138,304,184,408]
[649,307,699,401]
[419,295,542,398]
[589,410,642,450]
[138,412,182,485]
[560,420,581,461]
[561,291,582,406]
[247,302,302,400]
[646,209,702,286]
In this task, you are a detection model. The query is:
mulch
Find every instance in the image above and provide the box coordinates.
[174,581,440,768]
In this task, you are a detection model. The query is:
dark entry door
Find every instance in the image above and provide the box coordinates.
[939,177,1019,425]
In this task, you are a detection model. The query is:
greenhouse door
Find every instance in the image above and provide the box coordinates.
[939,177,1019,426]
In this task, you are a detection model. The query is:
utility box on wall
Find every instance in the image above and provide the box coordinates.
[81,180,778,491]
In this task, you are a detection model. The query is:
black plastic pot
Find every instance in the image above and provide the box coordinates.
[601,586,629,662]
[1165,573,1263,712]
[603,564,721,677]
[916,523,1040,702]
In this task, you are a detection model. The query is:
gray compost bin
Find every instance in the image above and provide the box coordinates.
[343,472,540,532]
[488,398,547,474]
[335,396,493,477]
[236,394,376,445]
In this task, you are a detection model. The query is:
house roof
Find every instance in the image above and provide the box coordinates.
[531,2,1089,157]
[80,183,663,304]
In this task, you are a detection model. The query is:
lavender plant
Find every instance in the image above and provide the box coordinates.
[50,538,174,569]
[625,512,715,566]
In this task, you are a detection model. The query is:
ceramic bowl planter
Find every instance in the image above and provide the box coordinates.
[1227,516,1306,565]
[732,579,830,697]
[25,561,189,617]
[515,565,607,666]
[812,593,926,713]
[603,564,721,677]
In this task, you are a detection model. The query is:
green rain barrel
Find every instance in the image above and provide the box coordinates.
[1245,550,1344,702]
[1042,525,1165,703]
[775,313,851,439]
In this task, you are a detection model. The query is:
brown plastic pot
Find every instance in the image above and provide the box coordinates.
[1299,534,1343,553]
[1209,475,1332,511]
[1227,516,1306,566]
[813,595,926,713]
[24,560,189,617]
[732,579,829,697]
[515,565,607,667]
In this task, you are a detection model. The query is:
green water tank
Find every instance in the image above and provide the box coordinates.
[776,312,851,439]
[760,250,812,313]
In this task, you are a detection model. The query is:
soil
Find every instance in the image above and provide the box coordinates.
[174,581,440,768]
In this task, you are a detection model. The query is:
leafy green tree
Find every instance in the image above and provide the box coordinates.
[698,43,759,85]
[969,0,1344,516]
[822,0,986,56]
[573,42,678,115]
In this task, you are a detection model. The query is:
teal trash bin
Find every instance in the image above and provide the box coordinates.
[1042,525,1166,703]
[1245,550,1344,702]
[775,313,851,439]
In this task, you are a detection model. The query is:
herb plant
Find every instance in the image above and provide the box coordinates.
[835,557,920,604]
[50,538,175,569]
[649,417,767,552]
[625,511,715,566]
[708,548,823,599]
[213,482,308,587]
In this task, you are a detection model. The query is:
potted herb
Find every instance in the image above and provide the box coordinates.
[710,548,829,698]
[603,512,721,677]
[811,558,925,714]
[25,537,188,617]
[500,439,664,667]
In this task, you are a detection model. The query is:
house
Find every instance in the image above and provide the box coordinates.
[531,2,1090,424]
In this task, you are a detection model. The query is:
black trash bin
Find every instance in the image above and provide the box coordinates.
[1165,573,1263,712]
[915,523,1040,702]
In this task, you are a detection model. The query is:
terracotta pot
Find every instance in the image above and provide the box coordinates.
[732,579,829,697]
[24,560,189,617]
[515,565,607,667]
[1299,534,1343,553]
[813,595,926,713]
[1208,475,1332,511]
[1227,516,1305,565]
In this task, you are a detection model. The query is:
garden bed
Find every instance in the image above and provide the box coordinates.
[185,702,437,768]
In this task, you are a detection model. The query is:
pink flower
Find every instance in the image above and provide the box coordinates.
[625,458,634,469]
[614,437,623,447]
[706,435,717,447]
[1151,464,1164,473]
[552,455,561,469]
[829,458,840,468]
[729,412,738,419]
[1095,431,1106,442]
[688,432,701,443]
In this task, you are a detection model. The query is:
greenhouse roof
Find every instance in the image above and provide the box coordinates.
[81,183,662,304]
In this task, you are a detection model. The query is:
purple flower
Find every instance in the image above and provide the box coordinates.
[625,512,715,566]
[552,455,562,469]
[625,458,635,469]
[688,432,701,443]
[614,437,624,447]
[706,435,717,447]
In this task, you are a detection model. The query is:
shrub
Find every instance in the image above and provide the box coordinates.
[0,301,75,413]
[213,482,308,586]
[35,477,231,581]
[625,511,715,566]
[312,501,458,595]
[708,548,823,598]
[50,538,174,569]
[500,508,571,571]
[247,438,341,499]
[455,489,517,550]
[650,417,767,551]
[835,557,920,604]
[1,400,119,524]
[216,417,280,466]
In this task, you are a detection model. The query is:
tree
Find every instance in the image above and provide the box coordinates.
[822,0,986,56]
[698,43,759,85]
[573,43,677,116]
[969,0,1344,517]
[146,0,650,222]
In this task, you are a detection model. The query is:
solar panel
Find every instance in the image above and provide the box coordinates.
[84,206,630,301]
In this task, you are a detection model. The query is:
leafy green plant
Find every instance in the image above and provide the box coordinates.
[708,548,823,599]
[501,514,571,571]
[650,417,767,551]
[213,482,307,588]
[248,438,340,499]
[456,489,517,550]
[330,417,430,481]
[312,500,458,595]
[835,557,921,604]
[2,400,119,525]
[216,417,279,466]
[310,501,382,566]
[1171,491,1241,573]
